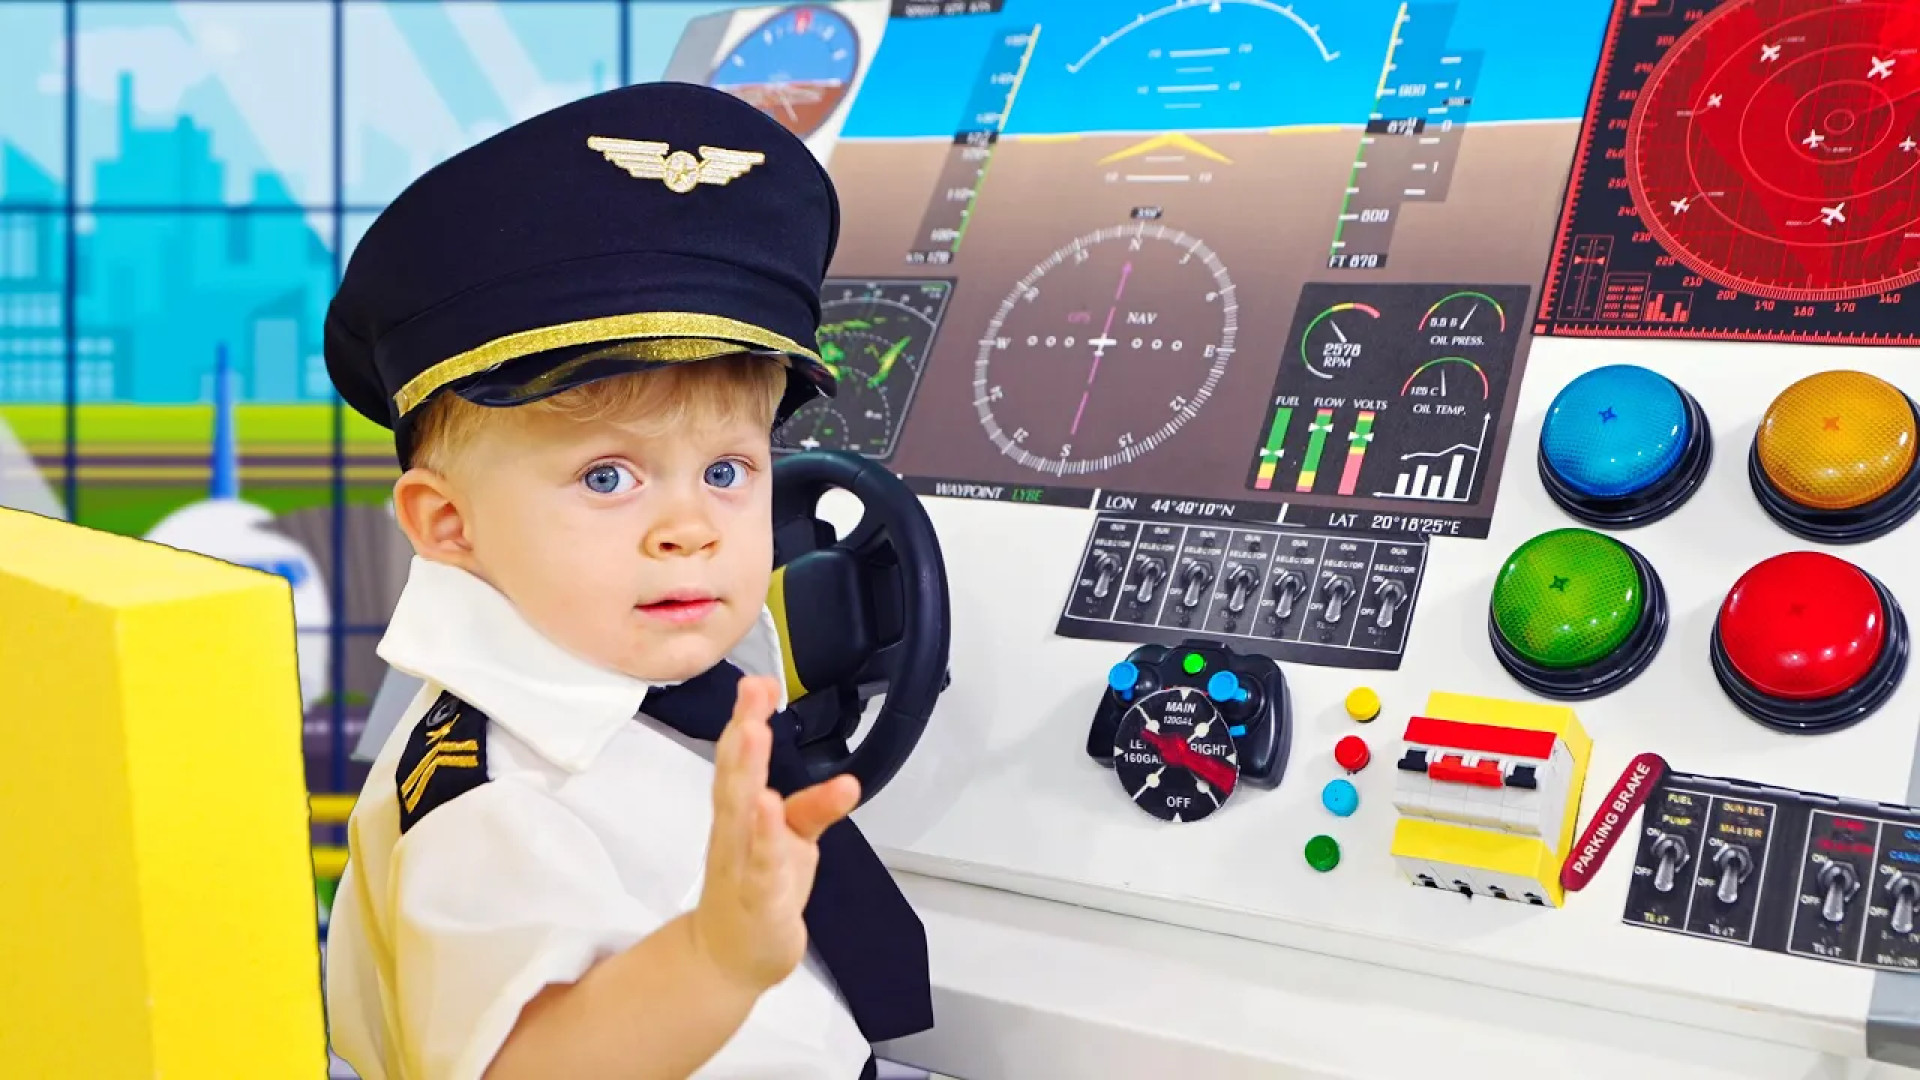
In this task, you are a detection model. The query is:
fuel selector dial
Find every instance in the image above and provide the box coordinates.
[1086,641,1292,823]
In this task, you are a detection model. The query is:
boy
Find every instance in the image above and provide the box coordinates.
[321,82,933,1079]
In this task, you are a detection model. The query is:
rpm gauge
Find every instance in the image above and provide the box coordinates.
[974,223,1237,476]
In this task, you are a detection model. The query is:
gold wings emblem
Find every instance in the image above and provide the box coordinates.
[586,137,767,195]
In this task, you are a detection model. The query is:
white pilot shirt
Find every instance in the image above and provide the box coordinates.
[325,556,871,1080]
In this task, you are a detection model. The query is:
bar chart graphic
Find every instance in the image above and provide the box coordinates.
[1378,412,1489,503]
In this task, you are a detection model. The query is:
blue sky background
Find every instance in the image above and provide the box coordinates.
[0,0,1619,407]
[842,0,1614,138]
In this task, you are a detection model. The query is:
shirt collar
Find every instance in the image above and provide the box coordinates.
[377,556,789,773]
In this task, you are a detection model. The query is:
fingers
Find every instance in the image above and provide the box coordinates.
[745,788,793,904]
[784,775,860,841]
[710,678,779,870]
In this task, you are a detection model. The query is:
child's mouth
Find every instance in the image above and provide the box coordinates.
[636,596,719,624]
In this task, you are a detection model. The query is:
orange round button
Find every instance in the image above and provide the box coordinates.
[1751,370,1920,543]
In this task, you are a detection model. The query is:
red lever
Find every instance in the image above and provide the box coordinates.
[1429,754,1503,788]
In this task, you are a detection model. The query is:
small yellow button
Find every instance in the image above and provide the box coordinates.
[1345,686,1380,723]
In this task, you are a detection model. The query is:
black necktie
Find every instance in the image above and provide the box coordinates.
[642,661,934,1045]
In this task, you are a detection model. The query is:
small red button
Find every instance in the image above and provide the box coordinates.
[1717,552,1886,700]
[1335,735,1370,772]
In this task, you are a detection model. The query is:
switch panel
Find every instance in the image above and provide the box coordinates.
[1621,770,1920,973]
[1389,693,1592,909]
[1060,511,1428,670]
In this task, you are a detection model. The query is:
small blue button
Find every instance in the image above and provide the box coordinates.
[1207,670,1249,703]
[1541,365,1690,498]
[1228,725,1246,738]
[1108,661,1140,700]
[1322,778,1359,817]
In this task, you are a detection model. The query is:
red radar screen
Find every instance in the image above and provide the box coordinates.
[1538,0,1920,344]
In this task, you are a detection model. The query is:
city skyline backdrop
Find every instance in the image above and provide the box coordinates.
[0,0,870,799]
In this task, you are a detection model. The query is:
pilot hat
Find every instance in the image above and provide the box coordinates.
[323,81,840,465]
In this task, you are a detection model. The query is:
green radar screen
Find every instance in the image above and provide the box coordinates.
[775,279,955,460]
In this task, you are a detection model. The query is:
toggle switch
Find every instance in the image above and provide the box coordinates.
[1223,562,1259,615]
[1820,861,1860,923]
[1178,558,1214,609]
[1132,557,1167,606]
[1651,831,1690,893]
[1713,844,1753,905]
[1322,574,1356,623]
[1893,873,1920,935]
[1374,580,1407,630]
[1271,570,1306,620]
[1091,552,1121,599]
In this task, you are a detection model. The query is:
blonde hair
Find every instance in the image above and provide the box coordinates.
[411,350,788,473]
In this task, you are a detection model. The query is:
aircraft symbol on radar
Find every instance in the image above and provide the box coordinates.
[1802,129,1826,149]
[1870,56,1896,80]
[143,345,332,711]
[1821,203,1847,227]
[1760,43,1781,62]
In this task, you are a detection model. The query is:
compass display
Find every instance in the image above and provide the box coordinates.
[974,223,1237,476]
[709,5,861,139]
[1111,686,1240,823]
[776,278,952,460]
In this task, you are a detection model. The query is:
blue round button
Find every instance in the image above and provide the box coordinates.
[1322,778,1359,817]
[1538,364,1712,529]
[1207,670,1249,703]
[1108,661,1140,699]
[1541,365,1689,498]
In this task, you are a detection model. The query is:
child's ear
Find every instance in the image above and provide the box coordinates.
[391,467,473,564]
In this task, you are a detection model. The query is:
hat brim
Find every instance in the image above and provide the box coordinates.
[396,337,834,465]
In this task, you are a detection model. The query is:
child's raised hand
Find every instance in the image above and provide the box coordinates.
[691,675,861,993]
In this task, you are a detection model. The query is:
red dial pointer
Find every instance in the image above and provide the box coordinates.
[1140,728,1238,796]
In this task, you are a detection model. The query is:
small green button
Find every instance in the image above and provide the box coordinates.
[1182,652,1206,675]
[1490,528,1644,669]
[1305,834,1341,872]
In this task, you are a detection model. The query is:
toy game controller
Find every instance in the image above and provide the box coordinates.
[1086,640,1292,822]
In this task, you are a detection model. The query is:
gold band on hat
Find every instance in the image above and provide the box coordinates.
[393,310,823,417]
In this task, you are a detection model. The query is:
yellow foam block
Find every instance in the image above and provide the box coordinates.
[0,508,325,1077]
[1399,691,1594,907]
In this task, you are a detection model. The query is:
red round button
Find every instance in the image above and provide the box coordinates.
[1717,552,1886,700]
[1335,735,1370,773]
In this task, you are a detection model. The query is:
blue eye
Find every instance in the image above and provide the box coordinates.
[705,460,746,489]
[583,463,636,494]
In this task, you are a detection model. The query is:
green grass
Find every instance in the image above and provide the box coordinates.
[75,483,393,537]
[1,404,392,447]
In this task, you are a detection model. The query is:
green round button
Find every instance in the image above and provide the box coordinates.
[1305,834,1341,872]
[1490,528,1645,669]
[1182,652,1206,675]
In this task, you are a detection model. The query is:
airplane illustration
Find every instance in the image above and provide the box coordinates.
[144,345,332,711]
[1760,43,1781,62]
[1821,203,1846,226]
[1871,56,1896,80]
[1803,129,1826,149]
